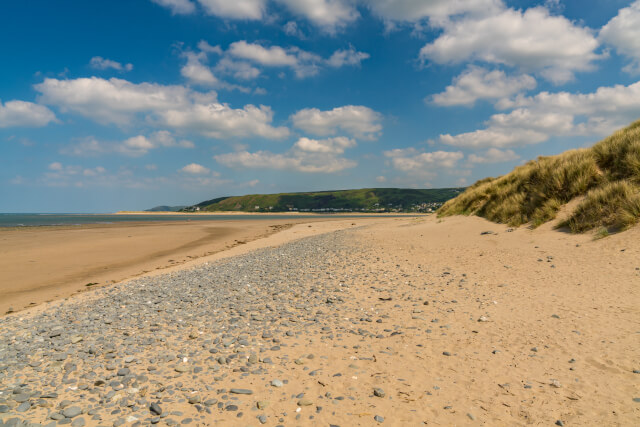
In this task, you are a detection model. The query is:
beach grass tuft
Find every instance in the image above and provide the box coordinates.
[438,119,640,233]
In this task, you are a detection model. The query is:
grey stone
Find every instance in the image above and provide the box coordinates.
[16,402,31,412]
[62,406,82,418]
[150,402,162,415]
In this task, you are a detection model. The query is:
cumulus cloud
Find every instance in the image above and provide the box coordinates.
[35,77,201,125]
[420,6,601,84]
[431,66,536,106]
[35,77,289,139]
[62,131,194,157]
[215,57,261,80]
[44,162,108,187]
[293,136,356,154]
[327,47,370,67]
[216,136,357,173]
[440,80,640,148]
[227,41,368,78]
[366,0,502,25]
[197,0,266,19]
[228,41,320,77]
[385,148,464,170]
[0,99,57,128]
[291,105,382,139]
[151,0,196,14]
[275,0,359,33]
[599,1,640,73]
[180,163,210,174]
[181,52,219,86]
[468,148,519,164]
[90,56,133,72]
[159,103,289,139]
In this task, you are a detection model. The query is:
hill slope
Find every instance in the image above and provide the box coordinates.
[145,205,186,212]
[185,188,465,213]
[438,119,640,233]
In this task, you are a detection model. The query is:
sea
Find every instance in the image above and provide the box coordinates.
[0,213,410,227]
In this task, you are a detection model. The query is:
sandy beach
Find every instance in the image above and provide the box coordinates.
[0,215,638,425]
[0,217,378,315]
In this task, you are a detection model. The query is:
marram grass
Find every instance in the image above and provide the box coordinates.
[438,119,640,233]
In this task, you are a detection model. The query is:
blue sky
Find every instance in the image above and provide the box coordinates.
[1,0,639,212]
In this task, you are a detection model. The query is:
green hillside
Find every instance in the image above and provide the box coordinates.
[145,205,186,212]
[438,119,640,234]
[183,188,465,213]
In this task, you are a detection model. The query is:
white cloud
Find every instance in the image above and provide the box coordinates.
[327,47,370,67]
[385,148,464,170]
[151,0,196,14]
[228,41,320,78]
[366,0,502,25]
[376,175,386,183]
[227,41,368,78]
[215,135,357,173]
[275,0,359,32]
[468,148,519,164]
[35,77,202,125]
[197,0,266,19]
[197,40,223,54]
[420,6,601,84]
[293,136,356,154]
[63,132,194,157]
[0,99,57,128]
[35,77,288,139]
[180,163,211,174]
[215,57,261,80]
[440,80,640,148]
[90,56,133,72]
[291,105,382,139]
[431,66,536,106]
[43,163,107,187]
[181,52,219,86]
[599,1,640,73]
[159,103,289,139]
[229,41,298,67]
[216,149,356,173]
[283,21,304,38]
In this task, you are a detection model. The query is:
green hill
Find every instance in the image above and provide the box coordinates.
[184,188,465,213]
[145,205,186,212]
[438,119,640,234]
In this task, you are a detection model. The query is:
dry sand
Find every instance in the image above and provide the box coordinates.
[0,217,374,315]
[0,215,638,426]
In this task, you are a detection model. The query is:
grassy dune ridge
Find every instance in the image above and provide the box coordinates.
[438,119,640,233]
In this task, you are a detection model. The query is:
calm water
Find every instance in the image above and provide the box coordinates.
[0,213,410,227]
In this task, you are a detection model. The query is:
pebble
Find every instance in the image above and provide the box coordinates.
[62,406,82,418]
[374,415,384,423]
[297,399,313,407]
[150,402,162,415]
[271,379,284,387]
[230,388,253,395]
[373,388,386,398]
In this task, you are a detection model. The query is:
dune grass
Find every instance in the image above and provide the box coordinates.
[438,119,640,233]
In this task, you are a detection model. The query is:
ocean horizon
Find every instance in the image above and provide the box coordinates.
[0,213,410,227]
